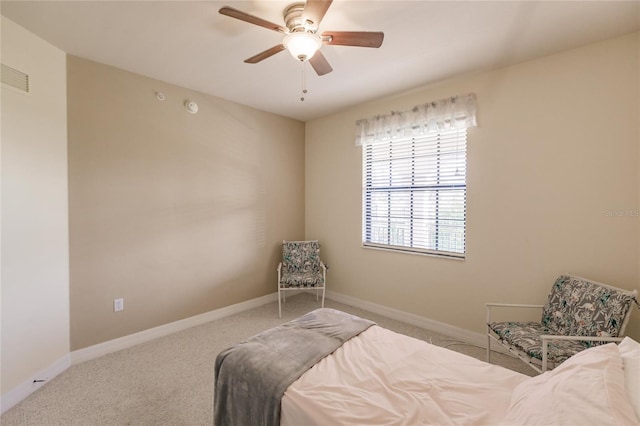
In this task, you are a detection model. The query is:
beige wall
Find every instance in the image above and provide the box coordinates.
[306,32,640,340]
[67,56,305,350]
[1,17,70,395]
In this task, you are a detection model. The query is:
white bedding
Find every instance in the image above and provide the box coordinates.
[281,325,528,425]
[281,325,640,426]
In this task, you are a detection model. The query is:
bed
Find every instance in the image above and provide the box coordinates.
[214,308,640,426]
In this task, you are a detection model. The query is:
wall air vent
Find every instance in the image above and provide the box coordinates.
[1,63,29,93]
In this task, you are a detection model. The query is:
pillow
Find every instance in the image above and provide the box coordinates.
[619,337,640,422]
[500,343,639,425]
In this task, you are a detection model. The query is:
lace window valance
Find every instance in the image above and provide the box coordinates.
[355,93,477,146]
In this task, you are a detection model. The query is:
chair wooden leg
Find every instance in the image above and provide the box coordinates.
[321,286,325,308]
[278,287,282,319]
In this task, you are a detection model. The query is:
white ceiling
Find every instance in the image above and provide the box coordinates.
[2,1,638,122]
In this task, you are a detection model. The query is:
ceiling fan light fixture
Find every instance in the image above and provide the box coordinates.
[283,32,322,62]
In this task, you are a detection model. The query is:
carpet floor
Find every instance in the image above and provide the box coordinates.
[1,293,534,425]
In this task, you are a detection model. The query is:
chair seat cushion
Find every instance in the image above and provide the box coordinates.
[489,321,589,363]
[280,272,324,288]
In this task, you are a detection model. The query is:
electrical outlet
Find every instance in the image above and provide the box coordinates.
[114,298,124,312]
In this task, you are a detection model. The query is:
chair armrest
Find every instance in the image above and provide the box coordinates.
[485,303,544,309]
[277,262,282,272]
[540,335,624,343]
[321,262,328,271]
[486,303,544,324]
[539,334,624,371]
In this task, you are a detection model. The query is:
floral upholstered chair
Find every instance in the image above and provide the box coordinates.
[277,240,327,318]
[486,275,638,372]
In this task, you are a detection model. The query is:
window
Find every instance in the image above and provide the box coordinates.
[362,128,467,257]
[357,93,476,258]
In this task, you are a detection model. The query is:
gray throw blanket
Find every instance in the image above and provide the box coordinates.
[214,308,375,426]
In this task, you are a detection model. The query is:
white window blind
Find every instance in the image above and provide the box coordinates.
[363,128,467,257]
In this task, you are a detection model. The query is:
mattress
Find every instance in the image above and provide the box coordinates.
[281,325,528,425]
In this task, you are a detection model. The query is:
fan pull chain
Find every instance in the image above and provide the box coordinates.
[300,62,308,102]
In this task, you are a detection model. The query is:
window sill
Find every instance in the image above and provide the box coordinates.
[361,243,465,261]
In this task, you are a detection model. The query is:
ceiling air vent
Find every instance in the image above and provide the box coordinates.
[1,63,29,93]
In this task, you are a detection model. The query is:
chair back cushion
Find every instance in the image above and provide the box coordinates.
[541,275,635,338]
[282,241,321,274]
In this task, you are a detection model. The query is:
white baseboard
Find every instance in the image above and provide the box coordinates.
[326,290,499,351]
[0,354,71,414]
[71,292,278,365]
[2,292,278,414]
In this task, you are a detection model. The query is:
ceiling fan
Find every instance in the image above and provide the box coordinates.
[219,0,384,76]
